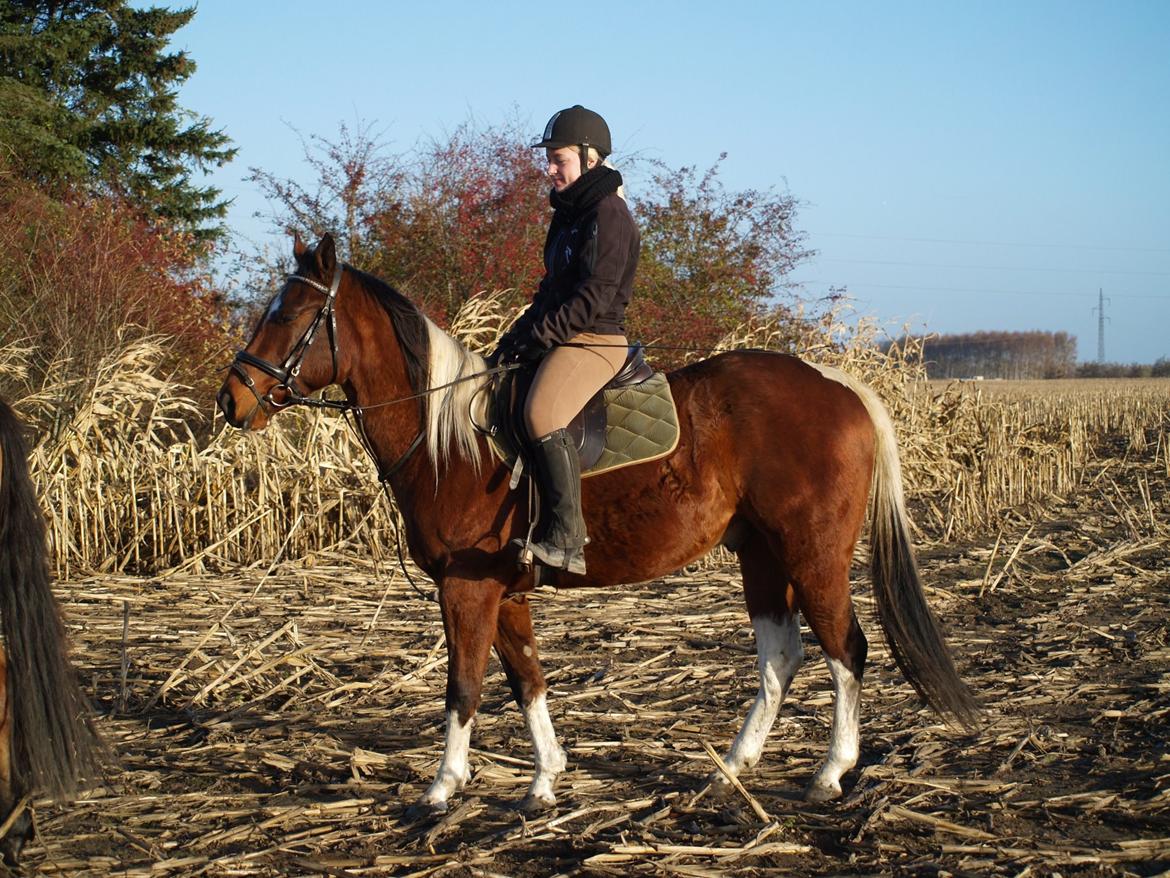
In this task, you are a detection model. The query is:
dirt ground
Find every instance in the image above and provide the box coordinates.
[18,446,1170,876]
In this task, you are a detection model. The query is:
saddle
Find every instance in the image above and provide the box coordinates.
[486,343,680,477]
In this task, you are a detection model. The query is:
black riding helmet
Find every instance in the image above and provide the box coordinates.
[533,105,612,171]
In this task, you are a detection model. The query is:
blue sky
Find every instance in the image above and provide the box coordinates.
[179,1,1170,363]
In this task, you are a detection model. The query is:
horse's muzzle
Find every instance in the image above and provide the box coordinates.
[217,385,256,429]
[217,386,238,426]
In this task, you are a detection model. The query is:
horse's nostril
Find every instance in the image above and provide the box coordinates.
[217,389,235,424]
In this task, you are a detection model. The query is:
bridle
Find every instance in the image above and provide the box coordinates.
[229,262,346,415]
[227,261,426,481]
[227,259,530,485]
[227,258,439,603]
[224,257,531,602]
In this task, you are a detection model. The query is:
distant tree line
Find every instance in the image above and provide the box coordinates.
[885,331,1170,380]
[887,331,1078,379]
[1076,359,1170,378]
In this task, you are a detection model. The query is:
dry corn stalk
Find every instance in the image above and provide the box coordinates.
[3,299,1166,574]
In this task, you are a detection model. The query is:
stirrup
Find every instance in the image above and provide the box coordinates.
[511,538,586,575]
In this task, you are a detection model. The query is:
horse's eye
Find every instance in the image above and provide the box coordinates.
[270,304,309,327]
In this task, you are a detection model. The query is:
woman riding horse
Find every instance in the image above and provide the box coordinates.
[492,105,638,575]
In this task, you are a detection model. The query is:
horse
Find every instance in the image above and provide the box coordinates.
[217,233,978,816]
[0,398,104,864]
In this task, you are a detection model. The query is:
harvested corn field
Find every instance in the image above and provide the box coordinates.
[20,399,1170,877]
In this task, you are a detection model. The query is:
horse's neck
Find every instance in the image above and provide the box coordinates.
[343,283,496,521]
[343,302,427,483]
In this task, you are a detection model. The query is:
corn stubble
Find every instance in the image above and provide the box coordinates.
[6,296,1167,575]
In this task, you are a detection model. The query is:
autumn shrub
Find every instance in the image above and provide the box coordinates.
[250,118,548,327]
[250,121,813,359]
[375,121,550,323]
[0,167,235,426]
[630,157,811,368]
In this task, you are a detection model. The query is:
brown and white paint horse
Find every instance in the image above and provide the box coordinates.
[0,399,104,863]
[218,234,978,814]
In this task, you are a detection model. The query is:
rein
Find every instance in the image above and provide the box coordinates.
[229,263,520,481]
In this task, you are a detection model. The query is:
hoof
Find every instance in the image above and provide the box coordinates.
[705,773,736,800]
[518,792,557,814]
[403,799,448,823]
[804,780,842,803]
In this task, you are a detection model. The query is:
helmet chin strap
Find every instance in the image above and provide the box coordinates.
[578,145,592,175]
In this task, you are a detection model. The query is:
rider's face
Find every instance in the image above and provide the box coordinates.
[546,147,591,191]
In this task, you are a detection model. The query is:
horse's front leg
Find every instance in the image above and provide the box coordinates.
[414,576,505,815]
[495,595,566,812]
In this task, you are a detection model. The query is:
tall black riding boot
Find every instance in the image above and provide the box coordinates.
[516,428,588,574]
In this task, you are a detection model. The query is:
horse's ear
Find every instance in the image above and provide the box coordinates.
[293,232,308,260]
[315,233,337,278]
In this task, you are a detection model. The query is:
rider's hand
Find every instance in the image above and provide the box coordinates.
[490,332,520,366]
[510,340,544,364]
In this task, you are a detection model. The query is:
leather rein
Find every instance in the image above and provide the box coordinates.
[228,262,523,482]
[228,262,425,482]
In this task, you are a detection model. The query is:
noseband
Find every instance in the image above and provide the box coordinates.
[230,263,345,415]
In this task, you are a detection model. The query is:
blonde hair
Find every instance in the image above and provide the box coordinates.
[602,156,626,201]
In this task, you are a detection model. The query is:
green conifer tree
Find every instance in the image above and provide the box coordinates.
[0,1,235,239]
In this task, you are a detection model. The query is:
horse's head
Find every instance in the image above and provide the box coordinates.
[218,233,350,430]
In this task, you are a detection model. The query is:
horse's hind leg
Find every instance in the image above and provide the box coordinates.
[495,596,566,812]
[791,546,868,802]
[806,630,866,802]
[727,522,869,802]
[714,532,803,789]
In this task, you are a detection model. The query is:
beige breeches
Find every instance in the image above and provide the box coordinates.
[523,332,629,438]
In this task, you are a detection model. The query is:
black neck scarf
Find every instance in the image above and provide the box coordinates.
[549,165,622,221]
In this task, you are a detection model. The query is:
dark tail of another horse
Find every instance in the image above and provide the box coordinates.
[821,367,981,729]
[0,400,103,800]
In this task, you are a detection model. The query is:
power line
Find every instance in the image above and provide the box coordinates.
[796,279,1170,300]
[817,257,1170,278]
[809,231,1170,254]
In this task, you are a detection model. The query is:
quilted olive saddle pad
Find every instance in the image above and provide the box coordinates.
[486,370,680,478]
